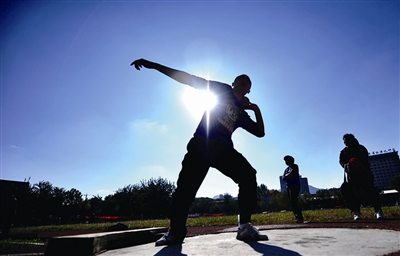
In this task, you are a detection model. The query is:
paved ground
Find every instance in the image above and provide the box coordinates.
[101,227,400,256]
[3,219,400,255]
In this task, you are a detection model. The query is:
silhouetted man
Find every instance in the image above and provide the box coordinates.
[131,58,268,246]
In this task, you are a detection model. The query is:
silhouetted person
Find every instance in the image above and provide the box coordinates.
[131,58,268,246]
[339,133,384,220]
[282,155,304,223]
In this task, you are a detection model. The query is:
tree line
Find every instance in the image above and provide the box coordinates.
[1,177,176,229]
[2,174,399,231]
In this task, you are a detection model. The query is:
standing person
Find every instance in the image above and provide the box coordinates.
[339,133,384,220]
[282,155,304,223]
[131,58,268,246]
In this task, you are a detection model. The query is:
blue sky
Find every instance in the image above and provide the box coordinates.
[1,1,398,198]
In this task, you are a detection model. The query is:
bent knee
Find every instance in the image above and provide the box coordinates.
[238,171,257,187]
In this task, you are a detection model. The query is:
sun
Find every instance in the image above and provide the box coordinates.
[182,87,217,119]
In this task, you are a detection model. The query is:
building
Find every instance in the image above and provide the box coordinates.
[280,175,310,195]
[1,179,29,232]
[368,149,400,190]
[299,177,310,194]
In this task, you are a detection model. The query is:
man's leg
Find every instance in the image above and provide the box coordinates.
[290,185,304,222]
[365,185,383,217]
[212,147,268,241]
[212,147,257,224]
[287,186,297,218]
[169,137,210,241]
[288,186,303,222]
[371,194,383,213]
[341,183,361,215]
[348,186,361,219]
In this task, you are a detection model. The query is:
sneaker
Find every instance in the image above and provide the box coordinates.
[236,223,268,241]
[353,213,361,220]
[375,210,384,219]
[155,231,183,246]
[296,218,304,224]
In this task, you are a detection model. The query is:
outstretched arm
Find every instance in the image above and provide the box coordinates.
[131,58,192,85]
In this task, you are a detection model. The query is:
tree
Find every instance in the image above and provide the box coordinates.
[256,184,269,212]
[313,189,337,209]
[99,177,175,219]
[88,195,103,217]
[223,193,238,215]
[63,188,84,223]
[64,188,83,207]
[137,177,175,219]
[50,187,66,224]
[389,174,400,192]
[31,181,54,224]
[27,181,86,224]
[189,197,214,214]
[102,194,119,216]
[301,192,312,210]
[315,189,330,199]
[113,184,139,216]
[269,191,290,212]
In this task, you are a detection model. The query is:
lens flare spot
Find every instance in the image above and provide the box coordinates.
[182,87,217,119]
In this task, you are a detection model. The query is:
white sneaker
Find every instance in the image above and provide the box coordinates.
[375,210,384,219]
[155,231,183,246]
[353,213,361,220]
[236,223,268,241]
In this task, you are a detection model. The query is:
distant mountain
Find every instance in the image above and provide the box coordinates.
[308,185,321,194]
[212,194,238,200]
[211,185,322,199]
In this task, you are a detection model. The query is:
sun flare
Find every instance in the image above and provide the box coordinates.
[182,87,217,119]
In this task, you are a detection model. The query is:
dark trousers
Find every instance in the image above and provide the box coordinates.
[287,185,303,220]
[341,183,382,214]
[169,136,258,239]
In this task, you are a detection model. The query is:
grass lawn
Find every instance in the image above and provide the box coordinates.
[1,206,399,253]
[0,206,400,254]
[5,206,400,234]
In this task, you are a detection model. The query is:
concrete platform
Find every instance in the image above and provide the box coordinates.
[45,227,167,255]
[101,228,400,256]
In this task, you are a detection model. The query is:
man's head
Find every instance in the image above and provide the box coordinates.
[232,74,251,96]
[343,133,359,147]
[284,155,295,165]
